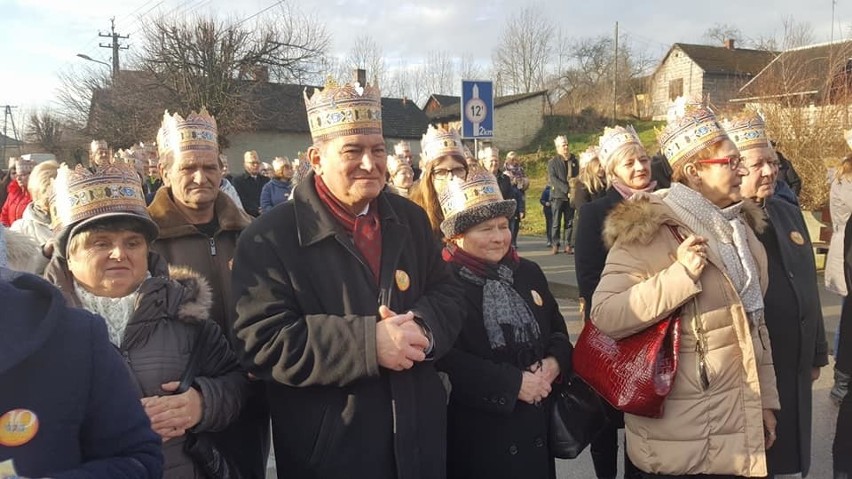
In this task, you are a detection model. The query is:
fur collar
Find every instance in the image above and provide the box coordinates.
[602,190,767,249]
[4,228,43,274]
[162,265,212,324]
[147,187,252,240]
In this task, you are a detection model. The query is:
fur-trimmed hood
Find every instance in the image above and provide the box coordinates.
[2,226,45,274]
[161,264,213,324]
[602,190,767,249]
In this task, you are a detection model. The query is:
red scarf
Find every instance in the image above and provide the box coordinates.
[314,175,382,284]
[442,242,519,280]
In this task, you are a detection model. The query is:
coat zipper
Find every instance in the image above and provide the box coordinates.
[209,237,217,256]
[690,298,710,391]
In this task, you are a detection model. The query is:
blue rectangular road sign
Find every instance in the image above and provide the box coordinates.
[460,80,494,139]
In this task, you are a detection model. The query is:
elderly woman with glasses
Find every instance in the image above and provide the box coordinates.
[589,98,779,478]
[411,126,470,238]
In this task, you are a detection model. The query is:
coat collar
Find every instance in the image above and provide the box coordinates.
[147,187,252,239]
[293,171,402,247]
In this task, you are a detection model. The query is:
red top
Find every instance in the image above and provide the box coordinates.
[0,181,32,227]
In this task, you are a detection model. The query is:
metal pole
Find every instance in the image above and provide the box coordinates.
[613,21,619,125]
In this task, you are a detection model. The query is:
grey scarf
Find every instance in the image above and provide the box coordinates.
[458,265,541,351]
[664,183,764,324]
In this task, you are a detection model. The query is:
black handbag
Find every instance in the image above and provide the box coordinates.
[548,373,610,459]
[179,327,243,479]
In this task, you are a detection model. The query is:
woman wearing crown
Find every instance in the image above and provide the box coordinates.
[436,169,573,479]
[589,98,779,478]
[42,163,250,478]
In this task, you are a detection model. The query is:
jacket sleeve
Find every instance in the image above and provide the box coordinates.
[259,183,272,213]
[192,320,251,433]
[55,314,163,479]
[0,196,11,227]
[232,235,380,387]
[590,238,702,339]
[574,202,606,321]
[438,347,523,414]
[754,316,781,410]
[515,187,526,214]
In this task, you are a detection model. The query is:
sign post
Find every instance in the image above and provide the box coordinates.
[461,80,494,155]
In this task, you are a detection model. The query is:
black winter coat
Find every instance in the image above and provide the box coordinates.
[547,155,578,200]
[232,173,269,217]
[574,188,624,320]
[231,172,465,479]
[438,259,573,479]
[44,254,250,478]
[757,197,829,476]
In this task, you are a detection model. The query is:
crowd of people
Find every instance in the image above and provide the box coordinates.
[0,82,849,479]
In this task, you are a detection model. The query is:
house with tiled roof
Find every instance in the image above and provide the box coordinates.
[423,91,547,150]
[649,40,777,119]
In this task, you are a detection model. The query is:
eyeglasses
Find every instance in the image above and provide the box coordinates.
[697,155,743,171]
[432,166,467,180]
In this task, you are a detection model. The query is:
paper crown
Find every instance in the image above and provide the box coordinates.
[578,146,600,169]
[844,129,852,151]
[156,108,218,160]
[721,113,770,152]
[421,125,464,164]
[479,146,499,161]
[657,96,728,167]
[394,141,411,155]
[598,125,641,168]
[438,169,516,238]
[463,145,474,159]
[304,80,382,143]
[386,154,413,177]
[50,163,158,255]
[90,140,108,153]
[554,135,568,146]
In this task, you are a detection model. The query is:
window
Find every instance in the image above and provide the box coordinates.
[669,78,684,100]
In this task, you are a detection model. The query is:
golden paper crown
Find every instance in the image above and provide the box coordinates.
[386,155,412,177]
[598,125,641,168]
[844,128,852,151]
[657,96,728,167]
[156,108,218,160]
[304,80,382,143]
[438,169,516,238]
[394,140,411,155]
[90,140,108,153]
[578,146,600,169]
[421,125,464,164]
[721,113,770,152]
[50,163,158,254]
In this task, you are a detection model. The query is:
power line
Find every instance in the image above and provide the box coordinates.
[237,0,286,26]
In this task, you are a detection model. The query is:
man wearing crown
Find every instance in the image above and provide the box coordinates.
[146,109,268,478]
[231,81,464,478]
[89,140,112,169]
[547,135,579,254]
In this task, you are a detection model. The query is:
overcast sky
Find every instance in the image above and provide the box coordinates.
[1,0,850,117]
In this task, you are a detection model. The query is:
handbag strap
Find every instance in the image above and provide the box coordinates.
[178,325,207,394]
[666,224,686,244]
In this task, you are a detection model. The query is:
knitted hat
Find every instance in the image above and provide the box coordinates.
[51,163,158,257]
[439,169,516,238]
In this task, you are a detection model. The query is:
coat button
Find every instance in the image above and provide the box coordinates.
[508,445,518,455]
[498,397,506,405]
[534,437,544,448]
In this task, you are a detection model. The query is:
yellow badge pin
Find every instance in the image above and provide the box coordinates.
[531,290,543,306]
[395,270,411,292]
[790,231,805,246]
[0,409,39,447]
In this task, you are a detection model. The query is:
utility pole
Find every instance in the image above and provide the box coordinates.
[1,106,22,166]
[99,17,129,79]
[613,21,619,124]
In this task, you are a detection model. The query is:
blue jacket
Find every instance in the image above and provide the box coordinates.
[0,269,162,478]
[260,179,293,213]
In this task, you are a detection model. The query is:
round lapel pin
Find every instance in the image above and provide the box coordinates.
[0,409,39,447]
[395,270,411,292]
[790,231,805,246]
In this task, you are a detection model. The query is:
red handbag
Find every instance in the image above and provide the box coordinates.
[573,225,685,418]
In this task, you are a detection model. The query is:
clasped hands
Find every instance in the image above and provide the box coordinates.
[518,357,560,405]
[141,381,204,442]
[376,305,430,371]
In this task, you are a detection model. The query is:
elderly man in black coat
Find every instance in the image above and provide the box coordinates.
[231,81,464,479]
[733,116,828,479]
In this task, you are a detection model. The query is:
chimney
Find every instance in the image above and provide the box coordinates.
[724,38,735,50]
[402,95,408,105]
[354,68,367,86]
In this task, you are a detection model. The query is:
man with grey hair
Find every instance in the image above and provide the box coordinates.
[547,135,578,254]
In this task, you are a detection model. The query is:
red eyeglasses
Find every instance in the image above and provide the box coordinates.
[697,155,743,171]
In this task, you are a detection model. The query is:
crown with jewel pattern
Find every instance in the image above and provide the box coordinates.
[156,108,218,161]
[421,125,464,165]
[657,96,728,167]
[721,113,770,152]
[304,79,382,143]
[598,125,641,168]
[438,168,516,238]
[50,163,158,256]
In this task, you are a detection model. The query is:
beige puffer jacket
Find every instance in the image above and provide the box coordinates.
[590,192,780,477]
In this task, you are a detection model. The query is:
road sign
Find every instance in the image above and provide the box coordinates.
[461,80,493,139]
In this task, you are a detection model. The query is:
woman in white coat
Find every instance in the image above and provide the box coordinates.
[826,154,852,296]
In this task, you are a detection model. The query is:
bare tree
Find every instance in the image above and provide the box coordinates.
[55,65,112,130]
[492,5,554,94]
[343,35,386,86]
[423,50,455,95]
[780,16,815,49]
[458,53,483,83]
[27,110,64,156]
[703,23,744,46]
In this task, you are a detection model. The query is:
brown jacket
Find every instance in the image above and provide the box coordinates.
[591,192,780,477]
[147,188,252,332]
